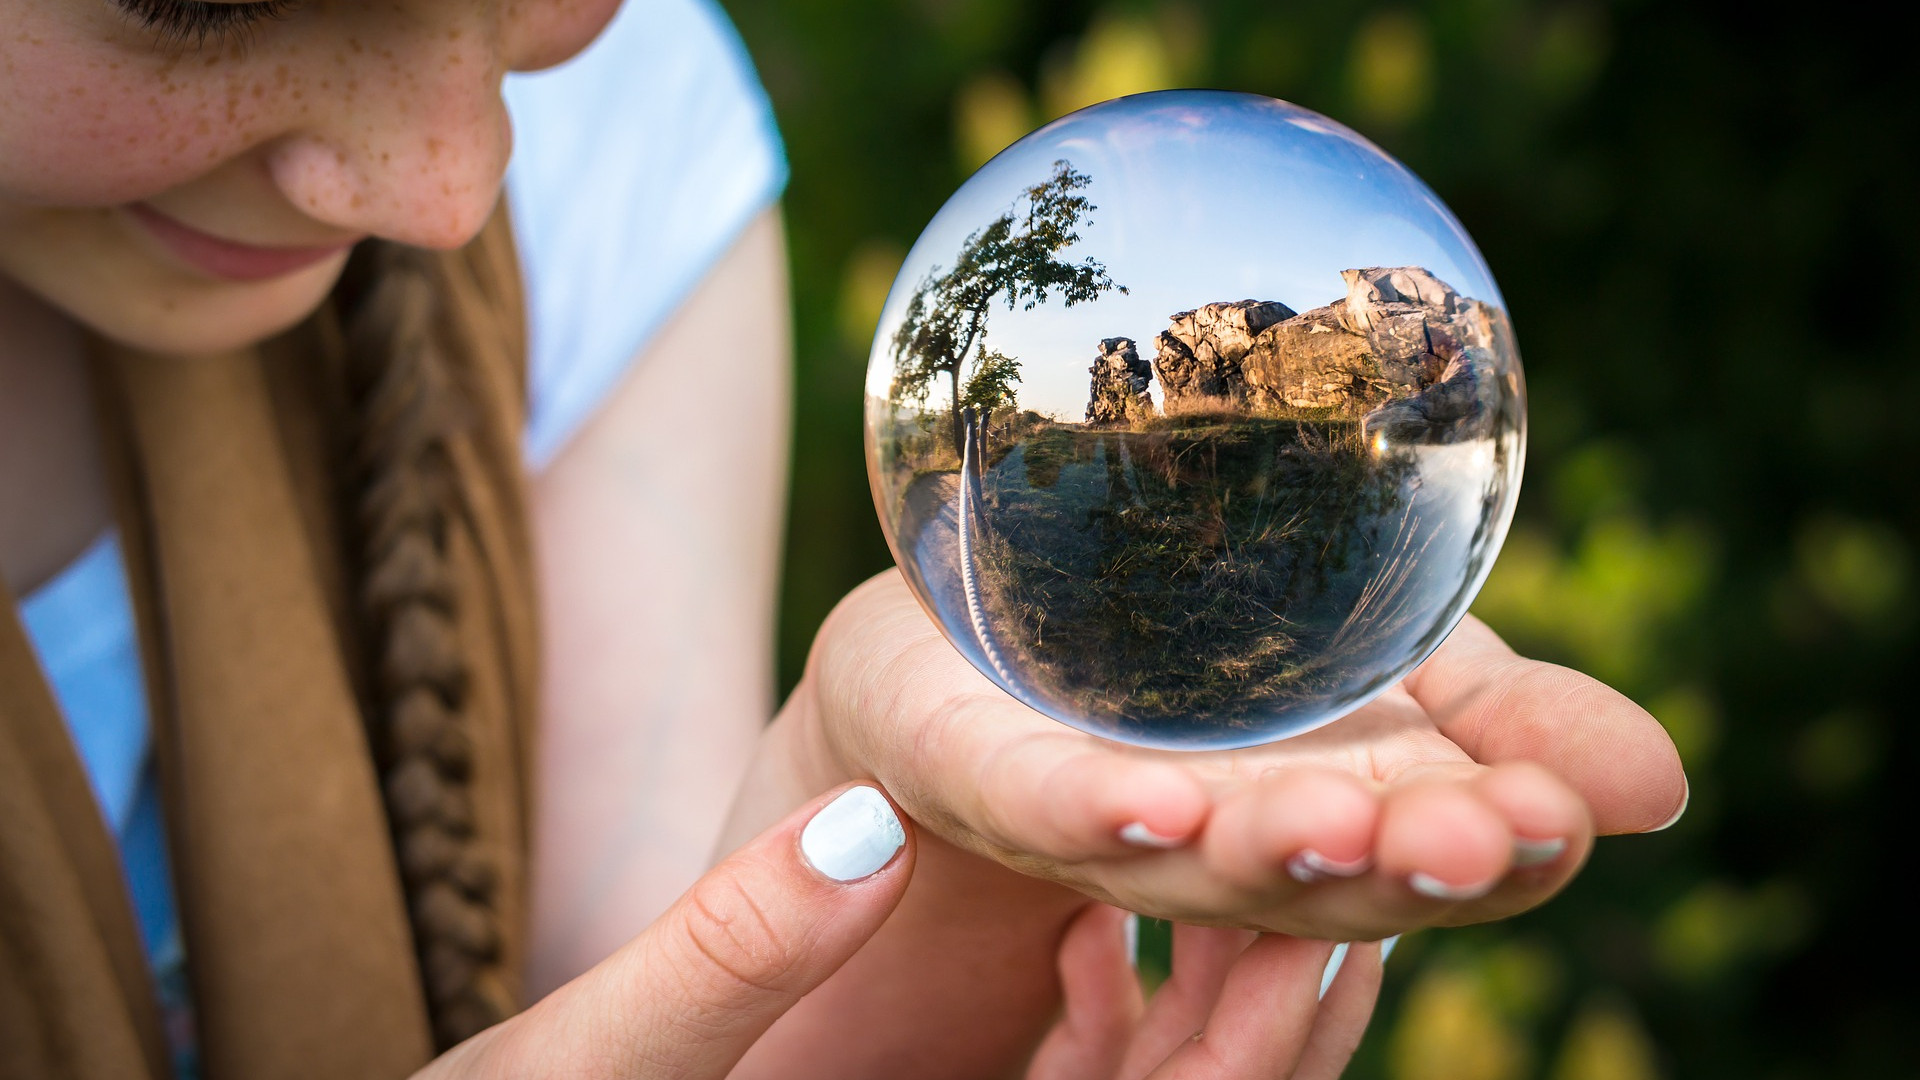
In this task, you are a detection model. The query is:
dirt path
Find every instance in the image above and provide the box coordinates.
[895,470,965,621]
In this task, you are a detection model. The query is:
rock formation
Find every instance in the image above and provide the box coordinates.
[1149,267,1505,443]
[1085,337,1154,425]
[1151,300,1296,408]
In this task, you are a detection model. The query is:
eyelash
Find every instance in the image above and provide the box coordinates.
[114,0,297,49]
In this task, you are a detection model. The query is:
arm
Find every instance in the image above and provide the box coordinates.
[526,207,791,995]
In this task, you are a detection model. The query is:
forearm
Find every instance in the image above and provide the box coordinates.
[719,693,1087,1080]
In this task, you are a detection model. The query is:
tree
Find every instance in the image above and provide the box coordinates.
[890,159,1125,452]
[960,347,1022,423]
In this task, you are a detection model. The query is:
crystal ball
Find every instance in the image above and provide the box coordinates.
[864,90,1525,749]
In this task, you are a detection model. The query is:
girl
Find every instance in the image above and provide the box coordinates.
[0,0,1688,1076]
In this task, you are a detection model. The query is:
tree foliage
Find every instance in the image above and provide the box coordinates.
[889,159,1125,448]
[960,347,1022,419]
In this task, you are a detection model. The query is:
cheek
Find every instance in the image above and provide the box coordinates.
[0,29,285,206]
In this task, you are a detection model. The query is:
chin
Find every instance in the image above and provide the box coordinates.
[85,252,353,357]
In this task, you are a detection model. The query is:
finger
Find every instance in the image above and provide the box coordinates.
[816,574,1212,861]
[1471,759,1593,875]
[1027,904,1146,1080]
[482,784,913,1080]
[1293,941,1384,1080]
[1142,936,1338,1080]
[1374,769,1514,903]
[1202,768,1380,894]
[1119,924,1258,1080]
[1418,760,1595,928]
[1402,615,1687,834]
[1171,763,1589,941]
[1067,769,1381,928]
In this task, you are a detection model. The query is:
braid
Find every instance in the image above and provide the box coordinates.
[338,240,512,1049]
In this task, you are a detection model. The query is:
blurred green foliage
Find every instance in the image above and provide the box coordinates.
[722,0,1918,1074]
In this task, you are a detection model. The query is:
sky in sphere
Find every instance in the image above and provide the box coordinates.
[865,90,1508,421]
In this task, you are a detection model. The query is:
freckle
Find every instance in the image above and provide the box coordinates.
[252,84,264,99]
[320,79,331,90]
[351,193,364,209]
[195,118,209,136]
[348,37,364,54]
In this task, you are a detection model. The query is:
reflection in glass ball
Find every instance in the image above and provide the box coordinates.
[864,90,1526,749]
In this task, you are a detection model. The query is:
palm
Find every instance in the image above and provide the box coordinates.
[801,572,1686,942]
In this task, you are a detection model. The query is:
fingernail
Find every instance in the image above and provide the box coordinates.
[801,786,906,882]
[1286,849,1373,883]
[1512,836,1567,867]
[1318,941,1351,1000]
[1123,912,1140,969]
[1119,821,1189,849]
[1409,872,1495,902]
[1646,778,1690,833]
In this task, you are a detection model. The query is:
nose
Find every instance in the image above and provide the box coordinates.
[266,20,513,251]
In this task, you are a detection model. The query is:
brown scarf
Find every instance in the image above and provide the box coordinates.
[0,210,538,1080]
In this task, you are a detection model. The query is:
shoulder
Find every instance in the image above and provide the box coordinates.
[502,0,788,470]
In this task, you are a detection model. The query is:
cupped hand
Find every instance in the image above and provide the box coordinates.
[1028,904,1383,1080]
[414,784,914,1080]
[789,571,1686,941]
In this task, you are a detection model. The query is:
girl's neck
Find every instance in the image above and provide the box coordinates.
[0,274,110,599]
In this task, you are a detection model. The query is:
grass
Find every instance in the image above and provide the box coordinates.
[964,414,1432,741]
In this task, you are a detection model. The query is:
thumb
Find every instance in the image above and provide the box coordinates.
[429,784,913,1080]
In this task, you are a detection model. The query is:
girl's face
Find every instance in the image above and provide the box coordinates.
[0,0,619,354]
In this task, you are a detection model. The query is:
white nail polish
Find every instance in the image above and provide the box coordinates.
[1409,872,1494,901]
[1318,941,1350,1000]
[1119,821,1187,849]
[1286,849,1373,883]
[1381,934,1399,962]
[1123,913,1140,969]
[1646,778,1690,833]
[1512,836,1567,867]
[801,786,905,882]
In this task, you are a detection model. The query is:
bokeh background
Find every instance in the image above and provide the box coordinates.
[718,1,1917,1075]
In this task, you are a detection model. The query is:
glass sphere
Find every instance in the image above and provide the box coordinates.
[864,90,1525,750]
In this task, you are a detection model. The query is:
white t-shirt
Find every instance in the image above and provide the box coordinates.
[17,0,787,1034]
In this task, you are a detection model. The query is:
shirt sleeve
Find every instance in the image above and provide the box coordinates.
[503,0,789,470]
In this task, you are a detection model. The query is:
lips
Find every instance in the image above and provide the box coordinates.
[126,203,359,282]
